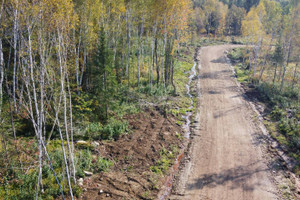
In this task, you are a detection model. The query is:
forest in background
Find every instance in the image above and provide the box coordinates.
[0,0,299,199]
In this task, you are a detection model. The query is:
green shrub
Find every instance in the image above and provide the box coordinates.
[75,149,113,176]
[75,118,128,141]
[75,150,92,177]
[278,118,291,135]
[271,106,285,121]
[235,64,249,83]
[92,157,113,172]
[100,118,128,140]
[150,147,176,175]
[228,48,246,62]
[87,123,103,135]
[291,135,300,150]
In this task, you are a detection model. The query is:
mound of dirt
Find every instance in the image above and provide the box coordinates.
[79,108,183,200]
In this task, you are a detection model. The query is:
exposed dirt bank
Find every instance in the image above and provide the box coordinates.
[78,107,184,200]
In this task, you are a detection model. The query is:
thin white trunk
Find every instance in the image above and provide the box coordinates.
[67,76,76,183]
[137,14,144,87]
[74,27,82,95]
[0,38,3,117]
[150,21,157,89]
[162,15,167,89]
[252,37,262,80]
[291,64,298,89]
[126,8,131,88]
[57,31,74,200]
[280,10,297,91]
[13,3,19,111]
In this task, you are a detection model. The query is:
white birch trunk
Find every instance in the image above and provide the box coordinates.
[150,21,157,89]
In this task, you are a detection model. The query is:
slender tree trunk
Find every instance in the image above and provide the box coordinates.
[12,3,19,111]
[291,64,298,89]
[150,21,157,89]
[0,1,5,114]
[259,33,275,82]
[127,10,132,89]
[155,38,159,84]
[74,28,82,95]
[280,9,297,92]
[57,31,74,200]
[0,38,3,117]
[162,15,167,90]
[252,38,262,82]
[137,14,144,87]
[272,64,278,88]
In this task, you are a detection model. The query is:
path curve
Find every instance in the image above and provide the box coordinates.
[170,45,278,200]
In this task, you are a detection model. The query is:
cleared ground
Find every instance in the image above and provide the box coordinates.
[171,45,278,200]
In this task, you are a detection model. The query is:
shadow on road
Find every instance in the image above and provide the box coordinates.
[211,56,228,64]
[213,106,242,118]
[186,162,267,191]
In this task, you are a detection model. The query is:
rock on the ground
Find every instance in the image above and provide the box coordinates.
[77,140,89,145]
[84,171,93,176]
[91,141,100,147]
[78,178,84,186]
[98,190,104,195]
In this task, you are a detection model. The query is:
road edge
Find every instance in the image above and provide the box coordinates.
[224,47,300,200]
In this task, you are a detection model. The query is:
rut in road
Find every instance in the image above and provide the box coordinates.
[170,45,278,200]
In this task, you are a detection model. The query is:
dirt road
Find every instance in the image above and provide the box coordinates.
[171,45,278,200]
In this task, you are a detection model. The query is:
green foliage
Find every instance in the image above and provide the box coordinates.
[228,48,246,62]
[115,102,140,117]
[75,118,128,141]
[75,141,95,150]
[256,83,299,108]
[75,149,92,177]
[271,106,285,120]
[235,64,249,82]
[229,48,300,166]
[75,149,113,177]
[272,42,284,65]
[220,0,260,11]
[100,118,128,140]
[0,170,38,200]
[225,5,246,35]
[0,146,84,200]
[150,147,177,175]
[93,157,113,173]
[86,123,103,137]
[139,84,173,96]
[74,93,94,114]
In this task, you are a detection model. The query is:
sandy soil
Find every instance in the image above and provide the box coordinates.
[170,45,279,200]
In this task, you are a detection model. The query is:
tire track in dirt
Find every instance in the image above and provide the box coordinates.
[169,45,278,200]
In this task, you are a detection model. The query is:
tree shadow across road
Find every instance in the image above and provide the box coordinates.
[213,105,242,118]
[211,56,228,64]
[186,161,267,191]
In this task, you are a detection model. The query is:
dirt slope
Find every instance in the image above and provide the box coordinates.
[79,108,183,200]
[170,45,278,200]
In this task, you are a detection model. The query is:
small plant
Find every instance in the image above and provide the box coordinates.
[150,147,176,175]
[100,118,128,140]
[75,149,92,177]
[175,132,182,139]
[92,157,113,172]
[176,120,184,126]
[271,106,285,121]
